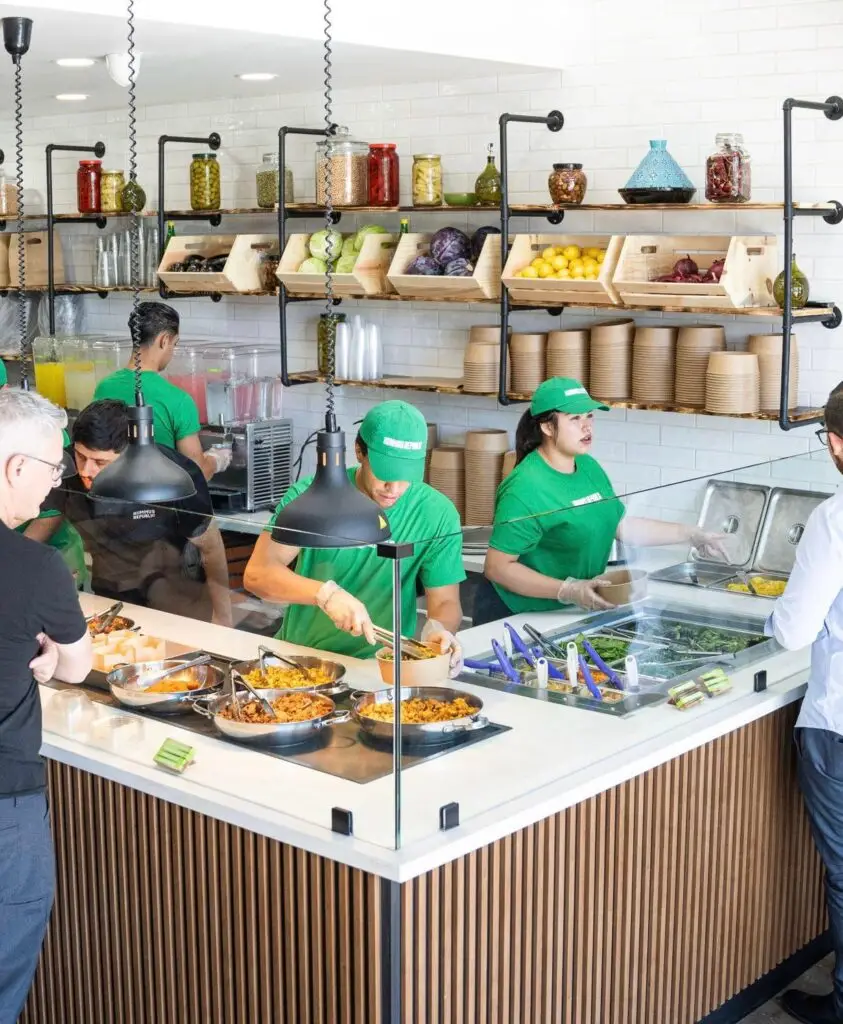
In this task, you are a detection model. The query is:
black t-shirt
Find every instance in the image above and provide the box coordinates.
[46,446,213,595]
[0,522,87,795]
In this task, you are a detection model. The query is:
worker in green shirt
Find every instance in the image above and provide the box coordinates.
[93,301,230,481]
[477,378,727,624]
[0,368,88,585]
[244,400,465,671]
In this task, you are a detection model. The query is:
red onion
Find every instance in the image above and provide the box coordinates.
[673,255,699,278]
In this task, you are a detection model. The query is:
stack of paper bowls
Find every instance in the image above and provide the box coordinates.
[705,351,760,415]
[589,319,634,400]
[547,329,589,385]
[632,326,678,404]
[463,326,511,394]
[424,423,438,483]
[674,325,726,408]
[502,450,517,479]
[510,333,547,396]
[748,334,799,412]
[428,446,466,521]
[464,429,509,526]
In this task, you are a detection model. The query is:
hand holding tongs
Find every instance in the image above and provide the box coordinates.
[371,625,434,661]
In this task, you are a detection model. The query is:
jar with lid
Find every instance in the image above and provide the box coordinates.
[0,160,17,217]
[412,154,442,207]
[168,343,209,423]
[317,312,348,375]
[315,127,369,207]
[368,144,399,207]
[91,338,129,386]
[100,170,125,214]
[548,163,587,205]
[190,153,221,211]
[77,159,102,214]
[705,133,751,203]
[255,153,294,209]
[62,337,97,411]
[33,336,67,407]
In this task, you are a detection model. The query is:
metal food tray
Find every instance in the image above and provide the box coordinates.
[458,601,775,718]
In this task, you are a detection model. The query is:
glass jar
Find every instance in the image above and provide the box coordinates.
[315,127,369,207]
[317,312,347,375]
[77,159,102,214]
[368,144,399,207]
[256,152,279,209]
[190,153,221,211]
[91,338,128,385]
[257,250,280,293]
[0,164,17,217]
[62,337,97,411]
[774,254,810,310]
[474,143,502,207]
[168,343,209,423]
[705,133,751,203]
[100,170,125,214]
[412,154,442,207]
[120,178,146,212]
[548,163,587,205]
[33,336,67,407]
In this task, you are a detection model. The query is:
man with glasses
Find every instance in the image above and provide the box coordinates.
[772,385,843,1024]
[0,389,92,1023]
[36,399,232,626]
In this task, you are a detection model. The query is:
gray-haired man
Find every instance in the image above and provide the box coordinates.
[0,389,92,1022]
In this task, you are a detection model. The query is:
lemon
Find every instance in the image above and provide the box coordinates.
[585,247,602,260]
[562,245,581,260]
[551,254,569,271]
[582,256,598,269]
[555,268,571,279]
[584,270,599,280]
[521,265,539,279]
[568,257,584,272]
[538,263,555,278]
[531,257,546,270]
[596,252,605,264]
[542,247,557,262]
[571,266,585,279]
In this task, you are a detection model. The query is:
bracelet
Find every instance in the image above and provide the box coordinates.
[315,579,340,611]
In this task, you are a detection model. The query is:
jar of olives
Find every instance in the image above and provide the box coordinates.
[317,312,347,375]
[190,153,221,211]
[548,163,587,205]
[100,170,125,213]
[412,154,442,207]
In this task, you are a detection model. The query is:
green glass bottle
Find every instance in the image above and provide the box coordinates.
[120,177,146,212]
[474,143,502,207]
[773,254,810,310]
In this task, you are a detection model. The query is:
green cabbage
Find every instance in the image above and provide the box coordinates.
[336,254,358,273]
[309,228,343,262]
[298,256,328,274]
[341,236,357,257]
[353,224,388,252]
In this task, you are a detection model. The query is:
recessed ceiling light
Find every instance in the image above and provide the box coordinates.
[237,72,277,82]
[56,93,88,101]
[55,58,96,68]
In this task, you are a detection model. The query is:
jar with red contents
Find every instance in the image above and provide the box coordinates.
[77,159,102,214]
[368,143,399,207]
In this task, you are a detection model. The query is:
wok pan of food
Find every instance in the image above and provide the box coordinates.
[230,653,346,696]
[194,690,350,747]
[107,657,224,714]
[351,686,488,745]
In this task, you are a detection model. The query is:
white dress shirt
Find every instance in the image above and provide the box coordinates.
[768,490,843,734]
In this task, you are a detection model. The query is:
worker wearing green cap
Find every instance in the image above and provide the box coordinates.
[476,377,727,624]
[244,400,466,670]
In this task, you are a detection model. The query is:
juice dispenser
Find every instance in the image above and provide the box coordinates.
[33,336,67,408]
[63,337,97,411]
[203,345,260,426]
[91,337,131,386]
[167,343,208,424]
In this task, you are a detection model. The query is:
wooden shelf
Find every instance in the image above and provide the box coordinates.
[290,370,821,421]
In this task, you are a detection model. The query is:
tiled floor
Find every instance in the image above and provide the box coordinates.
[741,955,833,1022]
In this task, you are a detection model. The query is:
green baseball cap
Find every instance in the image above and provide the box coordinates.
[530,377,609,416]
[0,360,6,388]
[359,400,428,483]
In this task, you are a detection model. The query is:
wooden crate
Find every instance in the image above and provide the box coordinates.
[502,234,622,306]
[157,234,276,295]
[386,232,501,300]
[276,231,396,297]
[613,235,778,309]
[8,232,64,287]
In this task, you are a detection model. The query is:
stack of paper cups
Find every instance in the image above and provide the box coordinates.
[589,319,634,400]
[424,423,438,483]
[547,329,589,385]
[675,325,726,408]
[428,446,466,521]
[748,334,799,412]
[705,351,760,415]
[464,429,509,526]
[510,333,547,396]
[632,326,678,404]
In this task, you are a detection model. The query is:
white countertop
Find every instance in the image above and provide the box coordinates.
[41,567,809,882]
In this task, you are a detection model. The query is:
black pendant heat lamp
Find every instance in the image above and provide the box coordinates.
[271,0,389,549]
[90,0,194,505]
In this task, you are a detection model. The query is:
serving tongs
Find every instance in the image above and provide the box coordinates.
[502,622,567,682]
[86,601,123,631]
[134,653,212,691]
[735,571,760,596]
[258,643,303,673]
[231,666,278,721]
[523,622,567,661]
[371,625,433,661]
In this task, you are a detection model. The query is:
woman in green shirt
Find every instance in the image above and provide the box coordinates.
[477,378,725,624]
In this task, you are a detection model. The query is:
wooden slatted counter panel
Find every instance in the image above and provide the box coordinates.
[23,703,824,1024]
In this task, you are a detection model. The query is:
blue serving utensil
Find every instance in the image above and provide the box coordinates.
[582,638,624,690]
[464,657,497,672]
[578,653,603,700]
[491,639,521,684]
[505,622,566,681]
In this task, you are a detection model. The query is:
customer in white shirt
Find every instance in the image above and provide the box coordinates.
[771,385,843,1024]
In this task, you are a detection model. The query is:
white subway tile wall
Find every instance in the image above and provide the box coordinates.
[5,0,841,523]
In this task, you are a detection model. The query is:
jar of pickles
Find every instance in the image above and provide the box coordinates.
[412,154,442,207]
[315,127,369,207]
[256,152,293,209]
[190,153,221,211]
[317,312,347,375]
[77,159,102,214]
[705,133,751,203]
[368,143,399,207]
[100,170,125,213]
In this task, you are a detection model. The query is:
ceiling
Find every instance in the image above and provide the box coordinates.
[0,5,548,117]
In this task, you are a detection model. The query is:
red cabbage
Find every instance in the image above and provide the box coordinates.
[444,258,474,277]
[406,255,443,276]
[471,225,500,262]
[430,227,471,266]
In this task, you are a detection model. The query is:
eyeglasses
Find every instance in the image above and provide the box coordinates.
[816,428,830,446]
[17,451,74,484]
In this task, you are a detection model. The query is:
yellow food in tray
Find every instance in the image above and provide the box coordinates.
[219,692,333,724]
[146,674,203,694]
[359,696,475,724]
[243,665,333,689]
[726,576,787,597]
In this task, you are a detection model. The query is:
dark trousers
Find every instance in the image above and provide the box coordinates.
[796,727,843,1012]
[471,576,514,626]
[0,792,54,1024]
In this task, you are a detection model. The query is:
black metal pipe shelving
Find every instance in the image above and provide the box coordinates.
[157,132,221,301]
[780,96,843,431]
[45,141,106,334]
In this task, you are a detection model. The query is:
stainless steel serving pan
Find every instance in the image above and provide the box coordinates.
[229,654,347,696]
[107,658,225,714]
[194,690,349,747]
[351,686,488,745]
